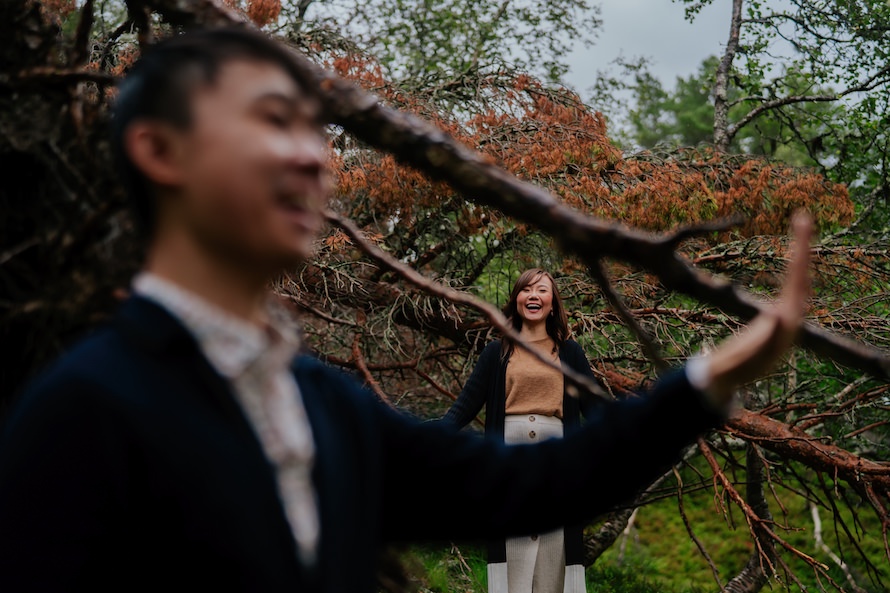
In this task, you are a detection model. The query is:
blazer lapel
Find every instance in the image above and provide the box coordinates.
[114,296,264,452]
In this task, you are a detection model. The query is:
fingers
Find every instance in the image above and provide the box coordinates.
[778,211,814,326]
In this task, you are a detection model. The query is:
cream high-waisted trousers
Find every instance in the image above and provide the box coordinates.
[486,415,587,593]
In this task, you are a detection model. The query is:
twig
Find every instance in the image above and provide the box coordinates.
[699,438,832,573]
[280,292,360,327]
[412,368,483,429]
[98,19,135,72]
[71,0,96,68]
[674,465,724,588]
[663,214,745,250]
[844,421,890,440]
[589,260,667,371]
[810,502,868,593]
[0,238,40,267]
[350,322,396,409]
[11,68,115,86]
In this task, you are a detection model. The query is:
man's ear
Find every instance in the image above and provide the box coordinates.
[124,120,187,188]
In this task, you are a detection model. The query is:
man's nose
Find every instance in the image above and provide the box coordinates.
[288,134,326,169]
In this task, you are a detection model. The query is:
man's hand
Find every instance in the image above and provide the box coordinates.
[702,212,814,406]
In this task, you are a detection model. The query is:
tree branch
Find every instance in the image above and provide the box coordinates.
[589,260,667,371]
[699,438,834,578]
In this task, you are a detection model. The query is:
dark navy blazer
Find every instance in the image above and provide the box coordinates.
[0,297,722,592]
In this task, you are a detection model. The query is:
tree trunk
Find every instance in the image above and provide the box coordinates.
[723,444,775,593]
[713,0,743,152]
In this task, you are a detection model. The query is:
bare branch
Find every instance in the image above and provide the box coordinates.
[699,439,833,576]
[350,323,397,409]
[589,261,667,371]
[8,68,115,86]
[71,0,95,68]
[674,465,724,588]
[811,502,868,593]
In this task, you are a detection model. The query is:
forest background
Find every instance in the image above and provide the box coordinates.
[1,0,889,592]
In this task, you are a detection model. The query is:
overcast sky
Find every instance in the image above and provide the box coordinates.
[564,0,734,94]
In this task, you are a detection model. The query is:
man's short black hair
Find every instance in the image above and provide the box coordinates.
[110,26,321,237]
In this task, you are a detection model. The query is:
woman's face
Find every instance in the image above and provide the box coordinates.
[515,274,554,326]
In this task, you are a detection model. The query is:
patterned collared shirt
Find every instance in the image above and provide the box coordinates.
[133,273,319,566]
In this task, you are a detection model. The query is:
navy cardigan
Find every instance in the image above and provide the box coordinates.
[442,339,604,564]
[0,297,722,592]
[443,339,602,439]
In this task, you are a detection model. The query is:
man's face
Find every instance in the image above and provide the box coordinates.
[168,60,330,272]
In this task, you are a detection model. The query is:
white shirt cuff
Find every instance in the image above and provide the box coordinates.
[685,355,728,413]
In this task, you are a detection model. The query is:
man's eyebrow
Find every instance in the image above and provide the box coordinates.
[253,90,300,108]
[252,90,320,121]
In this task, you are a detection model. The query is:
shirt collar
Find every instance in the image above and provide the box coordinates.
[132,272,299,379]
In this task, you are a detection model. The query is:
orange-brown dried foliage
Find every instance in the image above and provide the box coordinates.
[328,51,853,242]
[247,0,281,27]
[41,0,77,20]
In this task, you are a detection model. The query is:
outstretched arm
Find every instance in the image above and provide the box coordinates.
[693,212,813,405]
[441,341,500,429]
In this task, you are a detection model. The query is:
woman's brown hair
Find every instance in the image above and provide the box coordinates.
[500,268,569,359]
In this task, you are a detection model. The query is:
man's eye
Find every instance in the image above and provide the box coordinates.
[264,112,289,127]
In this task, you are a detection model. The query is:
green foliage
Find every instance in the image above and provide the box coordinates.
[299,0,601,83]
[609,55,844,167]
[624,57,718,149]
[592,0,890,235]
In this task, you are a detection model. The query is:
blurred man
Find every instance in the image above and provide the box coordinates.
[0,27,812,593]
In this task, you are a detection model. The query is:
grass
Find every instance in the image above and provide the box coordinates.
[396,456,888,593]
[400,544,672,593]
[590,459,888,593]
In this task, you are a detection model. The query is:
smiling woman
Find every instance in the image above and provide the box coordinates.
[442,268,600,593]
